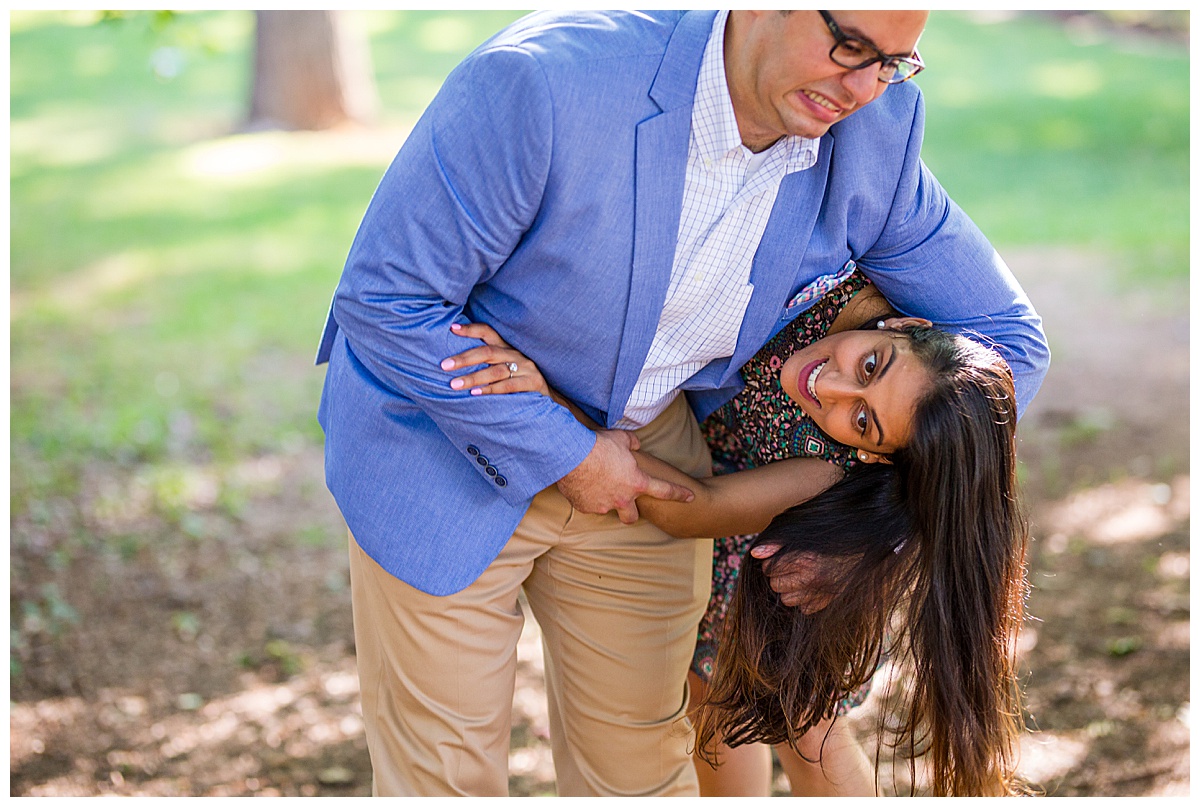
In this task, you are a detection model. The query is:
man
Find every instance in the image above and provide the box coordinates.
[316,10,1049,796]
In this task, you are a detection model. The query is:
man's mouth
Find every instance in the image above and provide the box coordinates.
[802,90,842,113]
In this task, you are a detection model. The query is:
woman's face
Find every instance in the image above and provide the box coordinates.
[779,318,933,460]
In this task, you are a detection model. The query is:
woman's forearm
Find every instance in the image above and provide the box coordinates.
[548,389,842,538]
[635,453,843,540]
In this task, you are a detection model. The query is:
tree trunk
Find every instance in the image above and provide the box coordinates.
[247,10,378,131]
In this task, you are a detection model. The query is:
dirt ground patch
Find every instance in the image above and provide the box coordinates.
[9,248,1189,796]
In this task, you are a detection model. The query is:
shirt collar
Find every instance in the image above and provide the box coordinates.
[693,10,820,174]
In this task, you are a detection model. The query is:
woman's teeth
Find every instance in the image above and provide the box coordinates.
[808,360,826,402]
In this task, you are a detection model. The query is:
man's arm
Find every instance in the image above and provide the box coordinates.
[330,47,603,505]
[333,47,695,516]
[857,90,1050,416]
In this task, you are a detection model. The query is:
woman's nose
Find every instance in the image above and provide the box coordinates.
[820,369,859,400]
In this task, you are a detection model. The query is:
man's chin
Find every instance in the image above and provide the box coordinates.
[783,115,836,140]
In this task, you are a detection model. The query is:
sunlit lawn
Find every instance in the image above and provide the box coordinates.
[915,12,1188,282]
[9,10,1189,517]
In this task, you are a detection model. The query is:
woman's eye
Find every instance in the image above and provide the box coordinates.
[855,408,868,434]
[863,353,878,378]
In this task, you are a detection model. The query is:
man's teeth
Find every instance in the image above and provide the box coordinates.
[807,361,826,402]
[804,90,839,111]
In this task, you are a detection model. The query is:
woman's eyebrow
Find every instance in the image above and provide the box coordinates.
[875,344,899,383]
[870,345,899,446]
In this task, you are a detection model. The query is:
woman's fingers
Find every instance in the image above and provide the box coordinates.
[441,347,543,395]
[451,361,537,394]
[442,322,548,396]
[440,344,514,372]
[455,363,548,396]
[450,321,509,348]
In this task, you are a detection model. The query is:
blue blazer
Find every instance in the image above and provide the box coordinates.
[316,10,1049,595]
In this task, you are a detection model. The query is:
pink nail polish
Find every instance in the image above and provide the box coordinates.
[440,359,454,370]
[470,388,482,396]
[450,378,463,389]
[450,323,461,331]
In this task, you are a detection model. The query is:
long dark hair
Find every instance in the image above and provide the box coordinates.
[693,326,1029,796]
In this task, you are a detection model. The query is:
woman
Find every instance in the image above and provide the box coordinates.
[442,265,1028,796]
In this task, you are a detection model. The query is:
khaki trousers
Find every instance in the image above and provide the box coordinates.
[348,395,714,796]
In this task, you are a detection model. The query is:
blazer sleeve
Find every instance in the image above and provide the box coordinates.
[328,45,596,504]
[858,90,1050,417]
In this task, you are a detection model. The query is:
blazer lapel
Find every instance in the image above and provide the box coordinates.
[717,134,833,386]
[605,11,715,425]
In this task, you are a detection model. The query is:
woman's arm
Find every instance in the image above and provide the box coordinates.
[633,453,844,539]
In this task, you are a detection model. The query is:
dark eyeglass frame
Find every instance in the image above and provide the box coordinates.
[819,10,925,84]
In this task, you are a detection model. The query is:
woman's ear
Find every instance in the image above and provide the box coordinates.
[882,316,933,330]
[855,450,891,465]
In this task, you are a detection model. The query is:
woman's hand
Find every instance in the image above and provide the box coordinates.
[441,322,551,397]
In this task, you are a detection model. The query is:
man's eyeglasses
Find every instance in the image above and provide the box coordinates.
[819,11,925,85]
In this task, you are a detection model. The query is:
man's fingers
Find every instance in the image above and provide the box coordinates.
[780,591,833,614]
[641,475,695,503]
[615,500,640,524]
[780,592,828,614]
[766,572,809,594]
[764,550,820,579]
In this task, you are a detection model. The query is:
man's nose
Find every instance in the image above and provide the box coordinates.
[841,64,881,107]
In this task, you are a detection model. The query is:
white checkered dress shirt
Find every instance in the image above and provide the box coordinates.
[617,10,820,427]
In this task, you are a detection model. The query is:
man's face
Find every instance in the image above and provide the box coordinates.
[727,10,928,148]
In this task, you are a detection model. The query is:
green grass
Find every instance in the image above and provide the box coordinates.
[9,10,1189,516]
[916,12,1189,284]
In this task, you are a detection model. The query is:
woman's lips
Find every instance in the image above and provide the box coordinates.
[799,358,827,408]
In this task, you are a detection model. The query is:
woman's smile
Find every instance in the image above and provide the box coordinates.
[779,319,934,456]
[798,358,827,407]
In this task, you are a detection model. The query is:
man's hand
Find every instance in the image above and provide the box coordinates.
[557,429,694,524]
[750,545,846,613]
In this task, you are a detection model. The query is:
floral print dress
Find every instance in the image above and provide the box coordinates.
[691,266,873,715]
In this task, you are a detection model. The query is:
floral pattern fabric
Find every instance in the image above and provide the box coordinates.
[692,267,873,716]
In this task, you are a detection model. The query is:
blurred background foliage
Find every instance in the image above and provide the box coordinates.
[915,11,1188,283]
